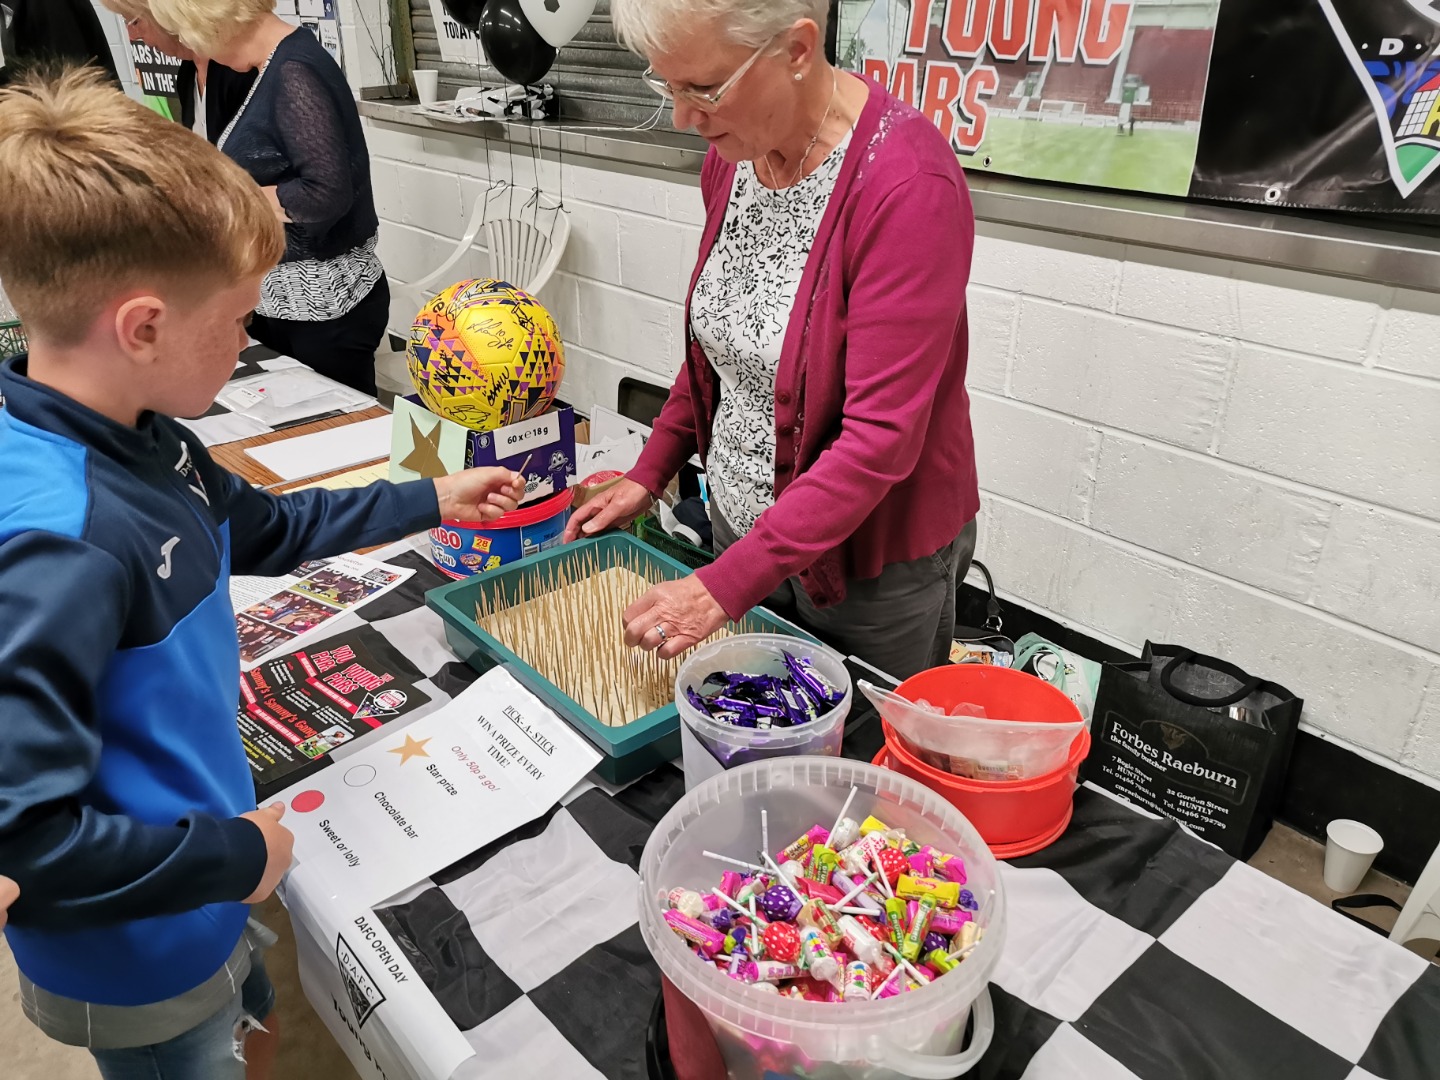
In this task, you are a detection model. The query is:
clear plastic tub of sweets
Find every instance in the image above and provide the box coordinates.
[638,757,1005,1079]
[675,635,853,788]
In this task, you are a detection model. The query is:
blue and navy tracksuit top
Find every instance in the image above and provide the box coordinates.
[0,356,439,1007]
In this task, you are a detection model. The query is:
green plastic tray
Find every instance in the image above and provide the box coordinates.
[633,514,714,570]
[426,533,815,784]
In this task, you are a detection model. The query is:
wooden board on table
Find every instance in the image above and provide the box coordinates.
[277,460,392,495]
[211,405,390,488]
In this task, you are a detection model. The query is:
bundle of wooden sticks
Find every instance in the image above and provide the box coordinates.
[473,546,731,727]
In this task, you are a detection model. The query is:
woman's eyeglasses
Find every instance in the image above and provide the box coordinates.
[641,37,775,113]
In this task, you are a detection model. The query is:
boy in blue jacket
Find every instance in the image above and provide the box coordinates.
[0,69,524,1078]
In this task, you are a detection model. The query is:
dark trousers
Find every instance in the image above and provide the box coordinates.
[712,509,979,682]
[249,276,389,397]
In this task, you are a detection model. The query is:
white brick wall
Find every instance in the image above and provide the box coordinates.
[970,235,1440,781]
[337,22,1440,784]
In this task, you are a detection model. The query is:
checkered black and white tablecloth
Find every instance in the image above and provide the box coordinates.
[286,538,1438,1080]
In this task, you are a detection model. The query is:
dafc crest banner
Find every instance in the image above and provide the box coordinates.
[1191,0,1440,213]
[837,1,1219,197]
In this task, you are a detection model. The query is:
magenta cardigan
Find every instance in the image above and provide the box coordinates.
[628,79,980,621]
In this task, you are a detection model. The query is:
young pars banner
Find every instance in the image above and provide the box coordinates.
[839,0,1218,197]
[839,0,1440,213]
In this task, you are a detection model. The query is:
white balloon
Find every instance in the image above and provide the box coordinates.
[518,0,596,49]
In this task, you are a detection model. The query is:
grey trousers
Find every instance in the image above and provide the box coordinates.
[711,511,978,682]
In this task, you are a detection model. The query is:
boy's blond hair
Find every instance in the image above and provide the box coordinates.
[149,0,275,55]
[0,68,284,347]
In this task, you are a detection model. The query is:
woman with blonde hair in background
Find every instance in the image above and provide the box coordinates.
[151,0,387,395]
[99,0,253,140]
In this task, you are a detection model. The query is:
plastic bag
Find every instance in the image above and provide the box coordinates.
[859,681,1084,781]
[1012,634,1100,723]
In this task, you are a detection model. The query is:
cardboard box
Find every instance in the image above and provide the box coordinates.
[390,395,576,504]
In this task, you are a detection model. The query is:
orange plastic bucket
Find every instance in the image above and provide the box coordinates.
[875,665,1089,856]
[893,663,1082,724]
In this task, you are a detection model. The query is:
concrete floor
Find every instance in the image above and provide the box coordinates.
[0,824,1429,1079]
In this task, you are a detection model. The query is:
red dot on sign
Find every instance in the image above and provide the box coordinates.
[291,790,325,813]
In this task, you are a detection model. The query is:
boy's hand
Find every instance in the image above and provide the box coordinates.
[240,802,295,904]
[0,876,17,930]
[436,468,526,524]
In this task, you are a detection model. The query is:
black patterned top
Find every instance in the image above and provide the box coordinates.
[217,28,382,322]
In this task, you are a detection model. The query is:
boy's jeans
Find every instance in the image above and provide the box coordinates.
[90,958,274,1080]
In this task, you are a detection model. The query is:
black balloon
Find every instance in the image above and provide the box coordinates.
[479,0,556,86]
[440,0,488,31]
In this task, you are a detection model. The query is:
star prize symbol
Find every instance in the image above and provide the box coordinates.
[400,415,448,479]
[388,734,432,765]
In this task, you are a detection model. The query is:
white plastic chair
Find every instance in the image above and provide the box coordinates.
[376,182,571,405]
[1391,837,1440,950]
[411,181,570,300]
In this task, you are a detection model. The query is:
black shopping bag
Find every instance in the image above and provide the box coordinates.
[1081,643,1303,859]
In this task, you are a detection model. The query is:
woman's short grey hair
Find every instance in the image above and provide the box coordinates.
[611,0,830,57]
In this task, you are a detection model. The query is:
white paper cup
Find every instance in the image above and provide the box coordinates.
[1324,819,1384,892]
[413,69,439,105]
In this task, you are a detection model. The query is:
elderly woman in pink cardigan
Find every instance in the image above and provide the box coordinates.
[565,0,979,681]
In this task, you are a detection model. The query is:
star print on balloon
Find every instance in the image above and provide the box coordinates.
[388,734,432,765]
[399,415,448,479]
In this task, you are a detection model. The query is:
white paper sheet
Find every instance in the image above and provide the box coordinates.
[177,412,273,447]
[589,405,702,470]
[217,370,374,427]
[575,432,646,479]
[589,405,650,445]
[278,669,602,909]
[258,355,304,371]
[245,416,392,482]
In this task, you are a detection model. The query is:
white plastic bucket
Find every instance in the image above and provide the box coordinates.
[638,757,1005,1079]
[858,680,1083,781]
[675,635,852,789]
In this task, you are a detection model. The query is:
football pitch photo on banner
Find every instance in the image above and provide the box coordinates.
[836,0,1219,197]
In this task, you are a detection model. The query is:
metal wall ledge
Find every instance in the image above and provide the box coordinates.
[360,96,1440,293]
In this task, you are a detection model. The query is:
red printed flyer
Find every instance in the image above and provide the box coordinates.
[238,627,431,798]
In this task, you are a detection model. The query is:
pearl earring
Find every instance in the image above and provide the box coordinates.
[794,72,803,81]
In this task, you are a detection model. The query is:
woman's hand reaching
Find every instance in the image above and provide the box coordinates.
[562,478,655,543]
[623,575,729,661]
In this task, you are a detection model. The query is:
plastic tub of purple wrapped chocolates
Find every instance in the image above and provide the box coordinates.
[674,635,854,788]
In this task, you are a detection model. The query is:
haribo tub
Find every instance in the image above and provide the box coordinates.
[638,758,1005,1079]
